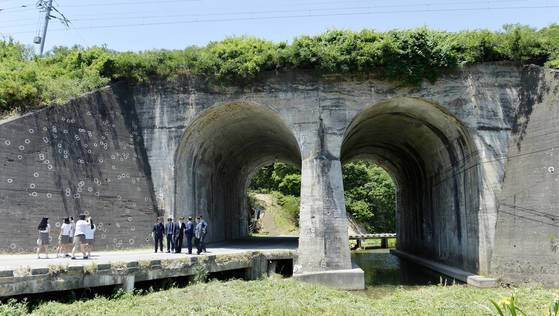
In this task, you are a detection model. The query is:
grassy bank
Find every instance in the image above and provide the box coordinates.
[1,278,558,315]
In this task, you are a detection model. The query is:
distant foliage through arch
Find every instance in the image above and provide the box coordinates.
[249,161,396,233]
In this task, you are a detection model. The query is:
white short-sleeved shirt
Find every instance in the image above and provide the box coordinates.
[74,220,89,236]
[85,224,96,239]
[60,223,72,236]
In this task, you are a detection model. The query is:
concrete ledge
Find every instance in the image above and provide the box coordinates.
[0,250,296,298]
[293,267,365,290]
[390,249,497,288]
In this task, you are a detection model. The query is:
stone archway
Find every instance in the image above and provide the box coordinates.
[174,102,301,243]
[341,97,481,272]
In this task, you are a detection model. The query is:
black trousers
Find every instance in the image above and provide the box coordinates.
[186,234,193,254]
[196,237,206,254]
[174,235,183,253]
[154,236,163,252]
[166,234,174,252]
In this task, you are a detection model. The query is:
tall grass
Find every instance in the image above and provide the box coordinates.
[1,279,558,315]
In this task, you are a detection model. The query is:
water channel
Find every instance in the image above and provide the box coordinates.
[352,249,458,288]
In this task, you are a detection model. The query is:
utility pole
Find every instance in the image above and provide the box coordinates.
[38,0,54,56]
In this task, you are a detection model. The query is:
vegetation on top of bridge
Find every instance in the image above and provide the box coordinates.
[1,24,558,114]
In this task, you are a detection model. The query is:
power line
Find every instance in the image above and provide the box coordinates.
[58,0,200,8]
[2,0,535,27]
[0,3,32,12]
[54,0,89,47]
[3,4,558,35]
[0,0,541,24]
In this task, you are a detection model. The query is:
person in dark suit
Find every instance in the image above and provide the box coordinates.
[173,217,185,253]
[200,216,208,253]
[152,217,164,253]
[185,217,195,254]
[164,217,175,253]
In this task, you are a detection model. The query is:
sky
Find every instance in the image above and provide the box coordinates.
[0,0,557,53]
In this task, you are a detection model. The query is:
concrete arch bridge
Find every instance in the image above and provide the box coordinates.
[0,64,558,288]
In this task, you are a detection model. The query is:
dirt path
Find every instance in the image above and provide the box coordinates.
[253,193,298,236]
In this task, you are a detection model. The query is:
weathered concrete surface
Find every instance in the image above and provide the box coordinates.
[1,63,559,287]
[0,88,158,252]
[293,266,365,290]
[0,237,296,297]
[490,67,559,287]
[390,249,497,288]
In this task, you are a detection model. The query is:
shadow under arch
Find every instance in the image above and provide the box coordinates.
[341,97,481,273]
[174,102,301,243]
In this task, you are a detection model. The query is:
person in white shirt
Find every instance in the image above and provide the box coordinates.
[69,216,75,244]
[36,217,50,259]
[56,217,72,258]
[71,214,89,259]
[85,217,96,258]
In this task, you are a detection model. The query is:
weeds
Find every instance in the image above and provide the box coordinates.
[110,262,128,274]
[13,266,31,278]
[83,262,98,275]
[549,297,559,316]
[490,295,527,316]
[192,263,208,284]
[47,264,68,278]
[0,299,27,316]
[138,260,151,270]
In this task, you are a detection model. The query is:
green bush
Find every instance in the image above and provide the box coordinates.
[342,161,396,233]
[1,24,558,115]
[249,163,300,194]
[249,160,396,232]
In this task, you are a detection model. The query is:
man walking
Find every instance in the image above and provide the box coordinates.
[174,217,185,253]
[152,217,164,253]
[185,216,194,254]
[164,217,175,253]
[195,216,208,255]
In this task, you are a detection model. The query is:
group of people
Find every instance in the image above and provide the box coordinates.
[35,214,208,259]
[152,216,208,255]
[36,214,96,259]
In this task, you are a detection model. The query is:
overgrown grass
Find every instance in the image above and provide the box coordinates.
[271,192,300,230]
[1,24,558,115]
[1,278,558,315]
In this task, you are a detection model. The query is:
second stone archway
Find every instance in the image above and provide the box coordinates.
[341,97,481,273]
